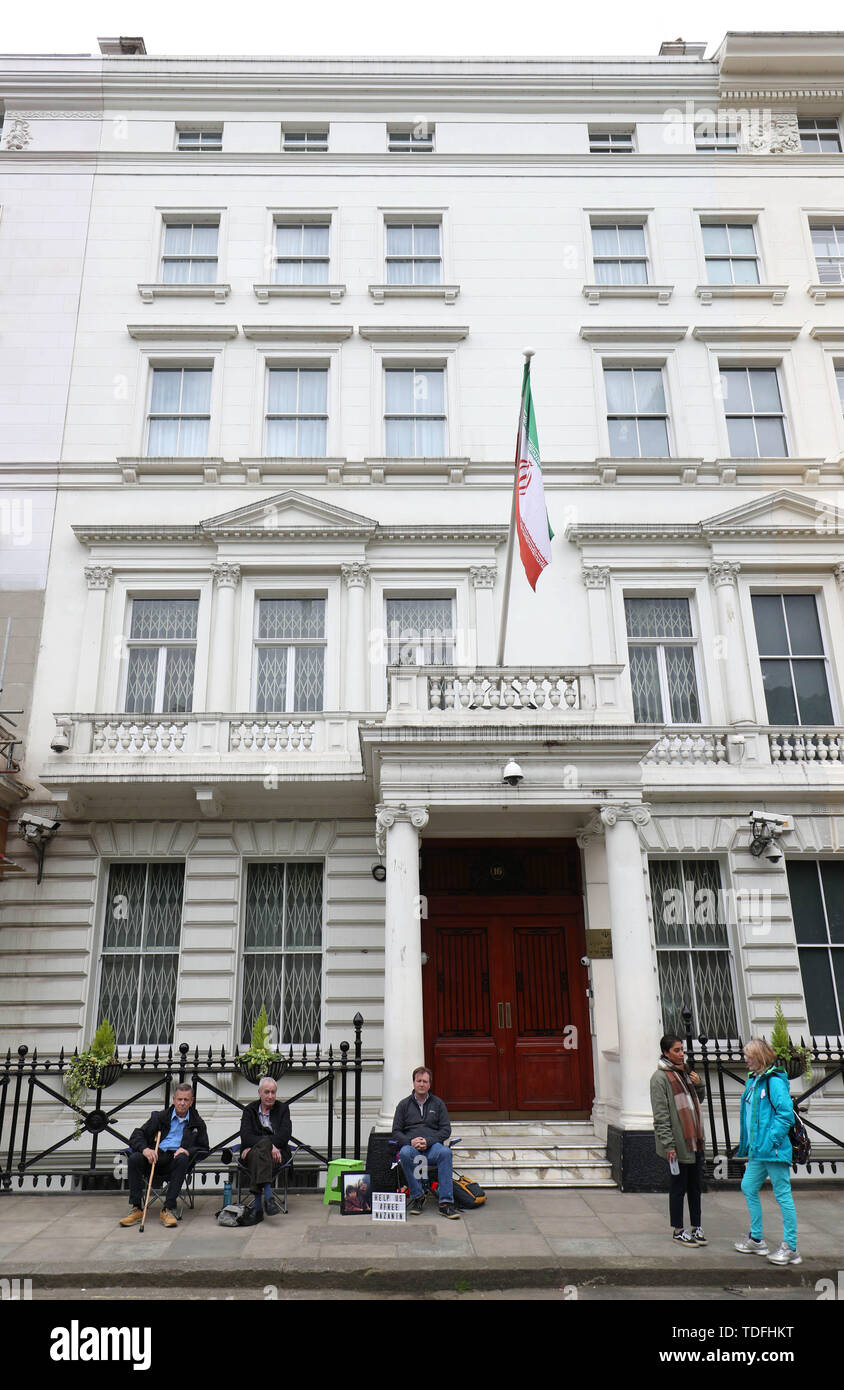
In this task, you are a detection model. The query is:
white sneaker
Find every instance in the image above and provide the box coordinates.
[767,1242,802,1266]
[734,1234,769,1255]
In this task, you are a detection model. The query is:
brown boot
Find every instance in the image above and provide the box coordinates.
[119,1207,144,1226]
[160,1208,179,1228]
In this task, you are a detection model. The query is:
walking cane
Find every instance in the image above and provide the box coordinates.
[138,1130,161,1234]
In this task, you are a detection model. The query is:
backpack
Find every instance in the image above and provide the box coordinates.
[452,1173,486,1208]
[789,1111,811,1166]
[216,1203,247,1227]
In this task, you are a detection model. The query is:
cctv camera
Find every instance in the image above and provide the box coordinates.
[748,810,792,832]
[765,845,783,865]
[19,812,60,834]
[580,956,591,967]
[50,728,70,754]
[503,759,523,787]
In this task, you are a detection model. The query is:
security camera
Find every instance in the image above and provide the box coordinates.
[765,845,783,865]
[371,862,387,882]
[748,811,792,832]
[50,728,70,754]
[580,956,591,968]
[19,812,60,837]
[503,759,523,787]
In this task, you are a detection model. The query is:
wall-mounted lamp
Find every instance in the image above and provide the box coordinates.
[371,861,387,883]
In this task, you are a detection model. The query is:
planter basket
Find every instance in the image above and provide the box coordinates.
[782,1054,807,1081]
[93,1061,123,1088]
[235,1056,286,1085]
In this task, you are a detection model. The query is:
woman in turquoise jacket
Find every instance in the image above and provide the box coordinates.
[734,1037,800,1265]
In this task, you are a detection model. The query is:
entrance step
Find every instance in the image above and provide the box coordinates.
[450,1120,616,1188]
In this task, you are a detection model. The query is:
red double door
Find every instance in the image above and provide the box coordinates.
[421,845,593,1114]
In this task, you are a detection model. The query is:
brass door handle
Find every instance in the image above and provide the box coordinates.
[504,1002,512,1029]
[497,1002,505,1028]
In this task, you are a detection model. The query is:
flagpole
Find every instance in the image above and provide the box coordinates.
[496,348,534,667]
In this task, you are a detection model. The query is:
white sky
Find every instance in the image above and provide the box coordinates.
[2,0,843,58]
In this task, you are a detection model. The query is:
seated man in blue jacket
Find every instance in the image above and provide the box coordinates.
[391,1066,460,1219]
[120,1083,209,1228]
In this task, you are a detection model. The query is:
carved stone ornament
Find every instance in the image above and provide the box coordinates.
[3,117,32,151]
[709,560,741,588]
[470,565,497,589]
[582,565,610,590]
[575,812,604,849]
[743,112,801,155]
[600,801,651,830]
[341,562,371,588]
[210,561,241,589]
[835,563,844,591]
[375,803,430,855]
[84,564,114,590]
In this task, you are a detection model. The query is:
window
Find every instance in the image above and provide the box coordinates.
[386,597,455,666]
[589,129,634,153]
[751,594,833,725]
[146,367,211,457]
[272,222,330,284]
[719,367,787,457]
[265,368,328,456]
[799,117,842,153]
[786,861,844,1036]
[161,222,218,284]
[591,223,648,285]
[99,863,185,1046]
[649,859,738,1038]
[384,368,446,457]
[283,129,328,152]
[241,862,323,1045]
[837,366,844,413]
[702,222,760,285]
[604,366,669,457]
[810,222,844,284]
[124,598,198,715]
[695,124,739,152]
[386,223,442,285]
[625,597,701,724]
[254,598,325,713]
[177,128,222,151]
[388,127,434,153]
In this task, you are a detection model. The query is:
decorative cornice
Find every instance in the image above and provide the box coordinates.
[241,324,353,342]
[581,565,610,590]
[368,284,460,305]
[582,284,673,306]
[137,283,231,304]
[692,325,801,343]
[358,324,469,343]
[73,521,507,545]
[470,564,497,589]
[341,562,371,588]
[709,559,741,587]
[375,802,429,854]
[84,564,113,590]
[600,801,651,829]
[10,109,101,119]
[575,812,604,849]
[127,323,238,341]
[810,327,844,344]
[835,563,844,591]
[695,283,787,306]
[579,325,687,344]
[253,284,346,304]
[210,561,241,589]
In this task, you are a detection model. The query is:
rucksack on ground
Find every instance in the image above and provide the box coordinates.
[216,1203,247,1226]
[452,1173,486,1208]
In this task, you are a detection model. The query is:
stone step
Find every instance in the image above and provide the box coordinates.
[455,1121,597,1138]
[456,1144,609,1164]
[454,1160,616,1188]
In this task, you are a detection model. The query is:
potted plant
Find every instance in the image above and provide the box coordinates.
[770,998,812,1082]
[235,1004,286,1084]
[64,1018,122,1137]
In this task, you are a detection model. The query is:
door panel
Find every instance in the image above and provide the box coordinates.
[429,924,499,1109]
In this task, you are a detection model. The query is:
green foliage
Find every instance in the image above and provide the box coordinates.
[240,1004,282,1068]
[64,1018,119,1139]
[769,997,812,1081]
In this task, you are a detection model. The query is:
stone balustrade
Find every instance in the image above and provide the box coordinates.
[52,713,351,760]
[642,731,728,766]
[387,665,626,718]
[769,729,844,763]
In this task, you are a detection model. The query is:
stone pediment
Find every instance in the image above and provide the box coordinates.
[567,490,844,546]
[199,491,378,539]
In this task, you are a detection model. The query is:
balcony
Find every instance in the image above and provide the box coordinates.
[386,665,627,721]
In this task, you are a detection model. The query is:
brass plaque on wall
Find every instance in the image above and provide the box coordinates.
[585,928,612,959]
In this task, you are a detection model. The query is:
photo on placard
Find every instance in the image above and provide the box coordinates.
[341,1173,373,1214]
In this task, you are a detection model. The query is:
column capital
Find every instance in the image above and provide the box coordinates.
[341,562,370,589]
[375,802,429,854]
[835,563,844,590]
[600,801,651,830]
[709,560,741,588]
[470,564,497,590]
[84,564,113,591]
[575,812,604,849]
[582,565,610,590]
[211,561,241,589]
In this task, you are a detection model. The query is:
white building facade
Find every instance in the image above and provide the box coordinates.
[2,33,844,1185]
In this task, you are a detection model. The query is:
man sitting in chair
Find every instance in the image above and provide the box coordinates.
[392,1066,460,1219]
[239,1077,292,1224]
[120,1082,209,1228]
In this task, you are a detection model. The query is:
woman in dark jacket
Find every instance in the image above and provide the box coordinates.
[649,1033,707,1247]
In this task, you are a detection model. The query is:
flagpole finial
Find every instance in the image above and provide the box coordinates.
[523,348,535,360]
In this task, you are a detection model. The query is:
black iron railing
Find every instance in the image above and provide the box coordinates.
[682,1009,844,1176]
[0,1013,382,1192]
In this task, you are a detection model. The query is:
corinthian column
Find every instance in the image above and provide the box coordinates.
[375,802,429,1125]
[709,561,754,725]
[341,563,370,710]
[75,566,113,710]
[470,565,497,664]
[600,802,662,1128]
[208,562,241,710]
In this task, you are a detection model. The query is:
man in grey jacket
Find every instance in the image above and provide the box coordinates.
[391,1066,461,1219]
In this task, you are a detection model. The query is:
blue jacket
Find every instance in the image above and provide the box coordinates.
[736,1065,793,1162]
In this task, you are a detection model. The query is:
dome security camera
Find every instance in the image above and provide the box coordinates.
[502,759,523,787]
[50,727,70,754]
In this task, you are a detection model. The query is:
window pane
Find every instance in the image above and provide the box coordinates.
[637,417,670,457]
[748,369,782,413]
[241,955,283,1045]
[604,369,635,413]
[163,225,191,254]
[285,862,323,948]
[298,370,327,413]
[255,647,287,712]
[386,225,413,255]
[692,951,738,1037]
[591,225,618,256]
[820,862,844,944]
[620,259,648,285]
[266,418,297,455]
[706,258,734,285]
[787,861,828,943]
[180,370,211,413]
[702,224,729,254]
[657,951,692,1036]
[726,416,758,457]
[178,416,210,456]
[625,597,693,640]
[415,370,444,414]
[293,646,324,711]
[386,419,413,457]
[729,225,757,254]
[103,864,147,950]
[162,647,195,713]
[608,417,636,456]
[298,416,327,457]
[720,369,751,412]
[99,956,142,1046]
[812,226,840,257]
[267,370,298,414]
[784,595,823,655]
[275,225,302,256]
[192,225,218,255]
[594,260,619,285]
[125,648,159,714]
[760,659,798,724]
[414,224,440,256]
[634,369,666,413]
[145,864,185,948]
[415,416,447,456]
[751,594,787,655]
[385,370,413,413]
[387,259,413,285]
[137,954,179,1043]
[131,598,198,641]
[649,861,687,947]
[150,370,182,413]
[302,224,329,255]
[798,947,840,1035]
[282,954,321,1044]
[732,258,760,285]
[754,416,787,457]
[259,598,324,641]
[386,597,455,664]
[665,645,701,722]
[793,661,833,725]
[687,860,729,948]
[628,645,663,721]
[415,258,441,285]
[618,225,646,255]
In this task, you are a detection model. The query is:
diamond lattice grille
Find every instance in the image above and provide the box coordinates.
[282,955,321,1045]
[255,649,287,713]
[650,858,737,1036]
[286,863,323,948]
[242,863,323,1043]
[665,646,700,722]
[693,952,738,1037]
[138,954,179,1043]
[258,599,324,641]
[650,860,687,947]
[125,649,159,715]
[293,647,324,711]
[145,864,185,949]
[386,598,455,665]
[625,597,693,640]
[245,865,285,950]
[99,956,142,1044]
[99,863,185,1044]
[657,951,693,1037]
[241,955,283,1045]
[131,599,198,641]
[629,646,663,722]
[103,864,146,950]
[162,648,195,713]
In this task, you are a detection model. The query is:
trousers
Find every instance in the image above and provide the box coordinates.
[243,1134,282,1192]
[128,1148,191,1209]
[668,1150,704,1229]
[741,1159,797,1249]
[398,1142,454,1204]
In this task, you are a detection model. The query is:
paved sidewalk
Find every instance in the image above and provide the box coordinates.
[1,1187,841,1291]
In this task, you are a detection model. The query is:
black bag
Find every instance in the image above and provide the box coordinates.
[452,1172,486,1208]
[216,1203,247,1227]
[789,1111,811,1166]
